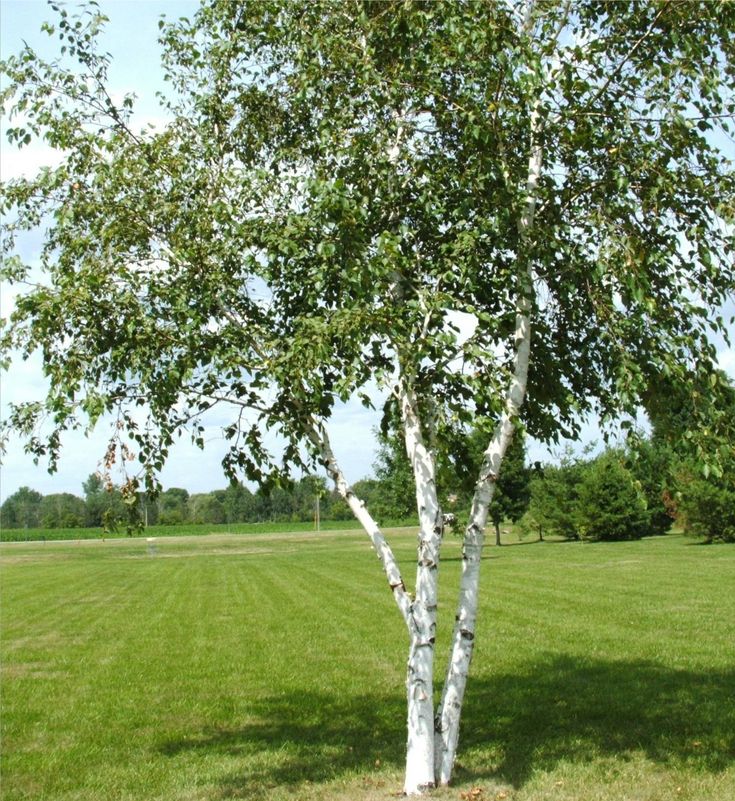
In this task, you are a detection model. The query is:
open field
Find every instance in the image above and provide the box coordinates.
[1,529,733,801]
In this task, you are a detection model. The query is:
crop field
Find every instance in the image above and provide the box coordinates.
[1,529,733,801]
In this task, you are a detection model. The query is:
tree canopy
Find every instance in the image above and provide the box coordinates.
[2,1,733,488]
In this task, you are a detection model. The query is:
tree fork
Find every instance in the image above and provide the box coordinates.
[433,41,544,784]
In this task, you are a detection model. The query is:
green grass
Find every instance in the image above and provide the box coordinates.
[1,530,733,801]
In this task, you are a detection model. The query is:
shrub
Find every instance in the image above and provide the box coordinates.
[577,453,650,541]
[678,470,735,543]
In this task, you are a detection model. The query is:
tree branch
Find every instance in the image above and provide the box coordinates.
[304,417,413,627]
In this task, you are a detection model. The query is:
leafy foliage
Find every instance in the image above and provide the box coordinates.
[1,1,733,493]
[2,4,734,787]
[677,458,735,543]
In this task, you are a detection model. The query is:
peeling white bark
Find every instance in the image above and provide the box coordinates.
[434,96,543,786]
[306,419,412,625]
[400,380,442,795]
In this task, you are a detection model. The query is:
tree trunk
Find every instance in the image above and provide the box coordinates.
[404,608,437,794]
[403,528,439,794]
[307,409,443,794]
[400,381,442,795]
[433,448,497,785]
[495,520,501,547]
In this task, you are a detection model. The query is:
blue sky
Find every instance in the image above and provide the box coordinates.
[1,1,733,502]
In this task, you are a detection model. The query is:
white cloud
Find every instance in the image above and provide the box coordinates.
[0,139,66,181]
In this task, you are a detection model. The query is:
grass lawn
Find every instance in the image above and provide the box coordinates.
[1,529,733,801]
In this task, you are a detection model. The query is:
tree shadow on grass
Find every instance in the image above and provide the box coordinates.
[458,655,735,786]
[159,689,406,798]
[158,656,735,799]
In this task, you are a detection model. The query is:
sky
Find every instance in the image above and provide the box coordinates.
[0,1,733,503]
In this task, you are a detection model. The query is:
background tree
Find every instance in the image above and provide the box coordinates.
[668,375,735,543]
[2,1,734,793]
[82,473,124,528]
[221,482,255,524]
[158,488,190,525]
[677,462,735,543]
[372,431,418,522]
[189,492,225,525]
[38,492,86,529]
[524,450,588,541]
[577,451,650,541]
[138,490,159,527]
[524,443,678,542]
[643,372,735,542]
[488,433,531,545]
[0,486,42,529]
[626,435,676,537]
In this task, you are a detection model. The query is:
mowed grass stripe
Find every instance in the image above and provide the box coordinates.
[477,540,735,669]
[234,541,401,685]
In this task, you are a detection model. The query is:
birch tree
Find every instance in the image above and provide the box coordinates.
[2,1,734,794]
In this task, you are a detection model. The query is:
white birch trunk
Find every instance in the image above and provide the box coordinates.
[434,97,544,786]
[308,401,440,795]
[400,381,443,795]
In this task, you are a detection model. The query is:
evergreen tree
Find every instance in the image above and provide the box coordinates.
[577,452,649,541]
[488,434,531,545]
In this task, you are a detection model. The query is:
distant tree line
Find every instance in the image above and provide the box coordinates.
[368,426,734,544]
[0,473,360,532]
[2,432,732,543]
[523,437,734,544]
